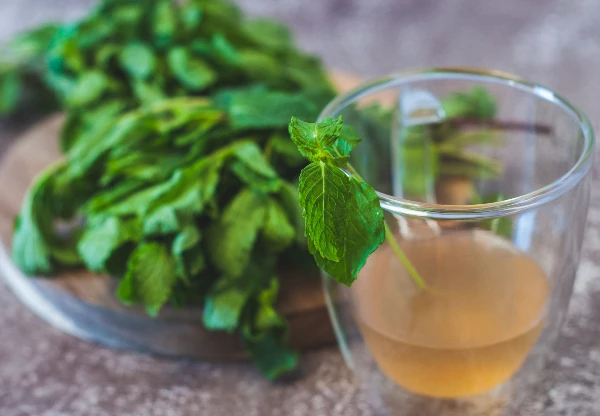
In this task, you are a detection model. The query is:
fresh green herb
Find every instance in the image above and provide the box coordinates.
[118,242,177,316]
[471,192,513,238]
[442,86,496,120]
[0,0,333,153]
[396,87,501,199]
[5,0,335,380]
[0,24,59,114]
[11,163,62,275]
[13,93,322,379]
[288,116,426,288]
[3,0,509,380]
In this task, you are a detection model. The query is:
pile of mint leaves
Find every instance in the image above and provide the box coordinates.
[1,0,336,379]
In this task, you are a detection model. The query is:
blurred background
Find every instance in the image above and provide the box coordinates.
[0,1,599,415]
[0,0,598,116]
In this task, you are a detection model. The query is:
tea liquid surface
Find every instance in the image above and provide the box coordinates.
[352,230,549,398]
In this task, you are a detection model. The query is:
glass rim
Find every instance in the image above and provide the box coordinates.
[318,67,595,220]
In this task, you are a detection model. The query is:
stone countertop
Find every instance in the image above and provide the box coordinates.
[1,0,600,415]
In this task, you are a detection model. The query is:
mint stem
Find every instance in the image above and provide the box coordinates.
[383,221,427,289]
[345,163,427,290]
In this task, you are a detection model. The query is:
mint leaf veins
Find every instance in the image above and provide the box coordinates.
[289,116,427,288]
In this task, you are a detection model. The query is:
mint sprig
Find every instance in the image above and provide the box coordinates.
[289,116,426,288]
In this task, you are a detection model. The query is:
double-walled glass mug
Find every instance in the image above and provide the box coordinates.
[320,68,595,415]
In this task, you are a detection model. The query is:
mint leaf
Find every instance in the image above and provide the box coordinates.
[262,198,295,250]
[153,0,177,48]
[105,181,174,217]
[243,19,292,51]
[77,215,141,272]
[4,0,341,379]
[141,155,225,233]
[203,277,250,332]
[238,50,282,85]
[469,87,496,119]
[266,134,305,167]
[117,242,176,316]
[210,34,239,66]
[474,193,513,238]
[242,278,298,380]
[181,3,203,31]
[288,116,347,164]
[299,163,385,284]
[84,181,145,214]
[233,141,279,180]
[297,163,347,262]
[223,88,319,130]
[132,80,166,104]
[333,124,362,159]
[12,169,56,274]
[204,253,276,333]
[244,335,299,380]
[50,234,84,268]
[442,86,496,120]
[244,278,285,337]
[206,188,268,278]
[172,226,203,280]
[143,206,185,236]
[289,117,387,286]
[231,141,281,192]
[66,111,144,179]
[60,101,128,152]
[65,71,109,108]
[119,43,155,80]
[116,268,137,305]
[0,70,21,113]
[167,47,216,91]
[277,181,306,246]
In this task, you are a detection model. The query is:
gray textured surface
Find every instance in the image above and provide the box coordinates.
[1,0,600,415]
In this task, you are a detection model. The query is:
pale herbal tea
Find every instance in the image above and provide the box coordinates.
[352,230,549,398]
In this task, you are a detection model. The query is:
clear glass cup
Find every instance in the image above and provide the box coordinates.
[320,68,595,415]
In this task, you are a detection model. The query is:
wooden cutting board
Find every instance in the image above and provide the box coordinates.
[0,72,364,360]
